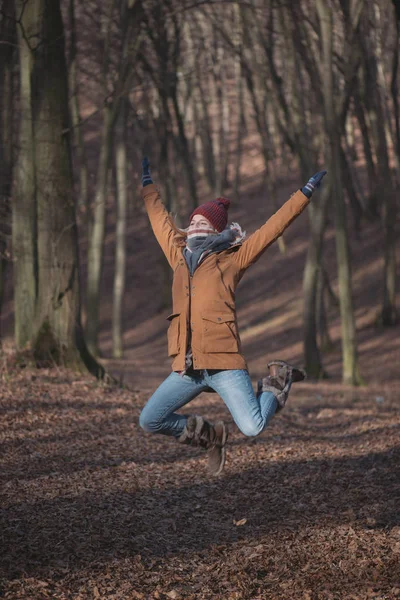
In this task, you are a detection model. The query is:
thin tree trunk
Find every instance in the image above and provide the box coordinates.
[380,183,398,326]
[213,41,229,194]
[374,3,400,176]
[340,144,363,234]
[302,184,330,379]
[85,0,118,355]
[192,88,205,177]
[316,0,363,385]
[363,15,398,325]
[353,86,377,214]
[195,12,216,194]
[170,88,198,208]
[86,102,119,355]
[233,71,245,201]
[391,12,400,168]
[198,77,217,193]
[345,113,358,161]
[0,0,14,342]
[68,0,89,216]
[317,266,335,353]
[13,0,37,348]
[112,99,128,358]
[232,4,245,201]
[85,0,143,353]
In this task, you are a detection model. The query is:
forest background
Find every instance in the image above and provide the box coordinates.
[0,0,399,599]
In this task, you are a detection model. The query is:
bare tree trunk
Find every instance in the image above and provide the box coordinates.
[212,40,229,195]
[302,184,330,379]
[13,0,37,348]
[85,0,118,356]
[232,4,245,201]
[233,67,245,201]
[170,88,198,208]
[84,0,143,353]
[345,113,358,161]
[0,0,14,342]
[86,103,118,355]
[198,75,217,194]
[195,12,216,193]
[353,86,378,214]
[391,9,400,167]
[374,3,400,176]
[14,0,104,377]
[363,11,398,325]
[158,123,175,312]
[68,0,89,216]
[112,99,128,358]
[30,0,80,365]
[316,0,363,385]
[317,266,335,353]
[340,144,363,235]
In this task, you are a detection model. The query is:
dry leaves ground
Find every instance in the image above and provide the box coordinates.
[1,168,400,598]
[0,365,399,600]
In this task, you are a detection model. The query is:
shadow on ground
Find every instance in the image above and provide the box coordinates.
[1,446,398,580]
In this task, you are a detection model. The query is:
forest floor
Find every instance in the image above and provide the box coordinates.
[0,365,399,600]
[1,170,400,598]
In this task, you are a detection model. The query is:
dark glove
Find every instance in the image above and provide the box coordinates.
[301,170,327,198]
[142,156,153,187]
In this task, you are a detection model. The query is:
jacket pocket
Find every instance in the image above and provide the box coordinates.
[166,313,181,357]
[201,312,239,353]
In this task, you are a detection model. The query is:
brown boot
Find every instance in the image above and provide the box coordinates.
[178,415,228,476]
[268,360,306,384]
[258,360,306,412]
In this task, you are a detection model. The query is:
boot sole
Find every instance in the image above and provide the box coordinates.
[267,360,307,382]
[208,421,228,476]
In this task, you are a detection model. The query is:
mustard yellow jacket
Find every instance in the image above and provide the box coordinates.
[142,183,309,371]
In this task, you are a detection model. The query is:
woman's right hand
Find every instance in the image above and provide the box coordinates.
[142,156,153,187]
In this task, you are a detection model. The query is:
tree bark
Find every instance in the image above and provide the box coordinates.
[86,102,118,355]
[353,86,377,214]
[13,0,105,377]
[84,0,143,353]
[13,0,37,348]
[68,0,89,216]
[362,10,398,325]
[391,9,400,167]
[170,87,198,208]
[0,0,14,342]
[302,184,330,379]
[232,4,245,201]
[317,265,335,353]
[112,99,128,358]
[316,0,363,385]
[13,0,103,375]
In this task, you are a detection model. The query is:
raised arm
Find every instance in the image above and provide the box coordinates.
[234,171,327,273]
[141,157,179,269]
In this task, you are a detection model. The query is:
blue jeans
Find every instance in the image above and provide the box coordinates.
[139,369,278,438]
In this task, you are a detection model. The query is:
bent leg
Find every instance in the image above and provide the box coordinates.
[205,369,278,437]
[139,372,208,438]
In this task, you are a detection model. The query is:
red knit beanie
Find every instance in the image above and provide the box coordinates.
[189,197,230,233]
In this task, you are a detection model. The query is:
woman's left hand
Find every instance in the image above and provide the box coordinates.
[301,170,327,198]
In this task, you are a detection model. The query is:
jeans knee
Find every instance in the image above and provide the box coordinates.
[239,421,264,438]
[139,409,160,433]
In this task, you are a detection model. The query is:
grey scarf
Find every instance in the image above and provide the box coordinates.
[183,228,236,275]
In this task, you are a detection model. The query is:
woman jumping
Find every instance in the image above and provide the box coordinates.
[139,157,326,475]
